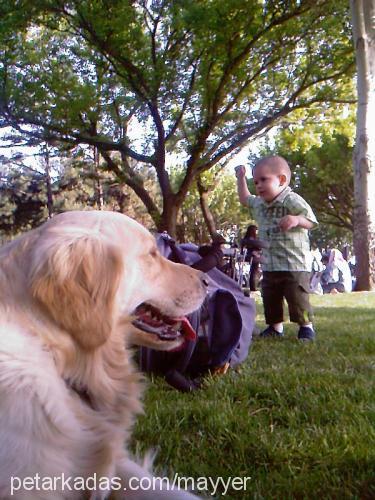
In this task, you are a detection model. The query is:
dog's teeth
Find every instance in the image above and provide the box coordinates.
[159,328,179,340]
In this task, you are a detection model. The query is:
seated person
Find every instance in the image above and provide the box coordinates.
[321,248,352,294]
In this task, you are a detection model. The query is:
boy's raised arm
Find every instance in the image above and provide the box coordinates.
[235,165,251,206]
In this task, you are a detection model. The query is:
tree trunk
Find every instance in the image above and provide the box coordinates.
[160,198,179,238]
[93,147,104,210]
[350,0,375,290]
[197,176,217,238]
[43,146,54,218]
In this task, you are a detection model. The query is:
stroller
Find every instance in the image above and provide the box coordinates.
[138,233,257,391]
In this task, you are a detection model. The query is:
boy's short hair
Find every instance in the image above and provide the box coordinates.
[253,155,291,184]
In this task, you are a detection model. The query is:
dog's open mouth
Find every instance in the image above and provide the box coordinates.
[132,304,196,342]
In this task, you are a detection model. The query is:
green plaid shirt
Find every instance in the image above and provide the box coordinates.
[247,187,318,271]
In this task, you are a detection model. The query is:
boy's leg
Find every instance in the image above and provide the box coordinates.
[283,272,315,340]
[260,272,285,337]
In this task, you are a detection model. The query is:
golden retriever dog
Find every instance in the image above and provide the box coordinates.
[0,211,207,499]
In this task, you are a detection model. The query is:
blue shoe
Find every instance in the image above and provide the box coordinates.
[259,326,284,338]
[298,326,315,341]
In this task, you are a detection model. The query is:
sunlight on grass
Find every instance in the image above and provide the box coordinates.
[132,292,375,499]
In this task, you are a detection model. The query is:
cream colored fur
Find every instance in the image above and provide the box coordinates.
[0,211,205,499]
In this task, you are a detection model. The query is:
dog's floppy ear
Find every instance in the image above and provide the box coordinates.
[29,228,123,350]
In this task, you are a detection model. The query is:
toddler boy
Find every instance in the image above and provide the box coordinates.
[235,155,317,341]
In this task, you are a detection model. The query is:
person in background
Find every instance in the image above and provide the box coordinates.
[235,155,318,341]
[310,247,324,294]
[241,225,262,292]
[321,248,352,294]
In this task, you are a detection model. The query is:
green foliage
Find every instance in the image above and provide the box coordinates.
[0,165,47,235]
[0,0,355,236]
[170,166,250,242]
[258,111,355,248]
[0,151,157,239]
[132,292,375,498]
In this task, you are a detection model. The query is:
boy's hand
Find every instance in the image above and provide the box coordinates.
[235,165,246,178]
[279,215,299,232]
[279,214,314,231]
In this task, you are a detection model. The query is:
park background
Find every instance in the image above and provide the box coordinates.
[1,1,374,282]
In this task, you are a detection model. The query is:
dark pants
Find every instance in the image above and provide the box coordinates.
[262,271,313,325]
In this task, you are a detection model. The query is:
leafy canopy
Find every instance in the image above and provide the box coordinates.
[0,0,355,235]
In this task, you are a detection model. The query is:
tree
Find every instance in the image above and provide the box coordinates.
[174,166,250,243]
[0,152,157,239]
[350,0,375,290]
[0,0,355,237]
[0,161,47,235]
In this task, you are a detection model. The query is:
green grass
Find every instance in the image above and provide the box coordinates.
[131,292,375,499]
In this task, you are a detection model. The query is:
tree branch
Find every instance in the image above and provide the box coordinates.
[100,150,161,226]
[2,107,154,164]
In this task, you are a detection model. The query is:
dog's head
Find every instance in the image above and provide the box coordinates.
[28,211,206,351]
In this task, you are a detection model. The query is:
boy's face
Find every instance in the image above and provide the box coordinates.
[253,164,287,202]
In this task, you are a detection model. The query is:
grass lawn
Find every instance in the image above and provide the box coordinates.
[131,292,375,499]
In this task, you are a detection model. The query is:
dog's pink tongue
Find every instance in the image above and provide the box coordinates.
[179,316,197,341]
